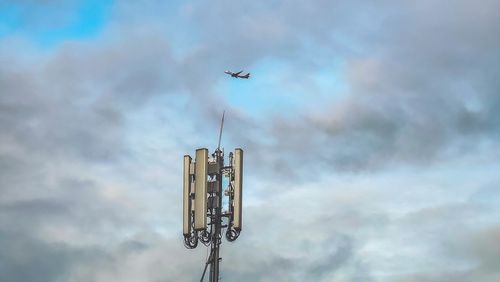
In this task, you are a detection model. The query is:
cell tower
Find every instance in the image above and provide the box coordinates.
[183,112,244,282]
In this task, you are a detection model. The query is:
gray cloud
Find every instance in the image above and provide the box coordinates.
[0,24,190,280]
[1,0,500,281]
[385,224,500,282]
[221,0,500,174]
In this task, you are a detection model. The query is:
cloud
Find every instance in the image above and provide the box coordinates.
[1,1,500,281]
[0,230,87,282]
[385,224,500,282]
[218,0,500,174]
[0,23,191,280]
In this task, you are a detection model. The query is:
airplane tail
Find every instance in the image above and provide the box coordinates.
[242,73,250,79]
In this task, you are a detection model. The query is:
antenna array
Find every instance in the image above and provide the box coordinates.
[183,112,244,282]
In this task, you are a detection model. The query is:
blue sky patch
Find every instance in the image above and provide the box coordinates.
[0,0,113,47]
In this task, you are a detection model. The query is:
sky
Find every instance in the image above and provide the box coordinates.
[1,1,499,281]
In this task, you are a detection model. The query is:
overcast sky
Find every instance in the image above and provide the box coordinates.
[1,1,500,281]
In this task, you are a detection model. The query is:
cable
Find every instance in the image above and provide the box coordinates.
[200,243,214,282]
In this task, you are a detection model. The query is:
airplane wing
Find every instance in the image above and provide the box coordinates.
[235,71,243,75]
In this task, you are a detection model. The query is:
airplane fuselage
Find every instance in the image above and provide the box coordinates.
[225,70,250,79]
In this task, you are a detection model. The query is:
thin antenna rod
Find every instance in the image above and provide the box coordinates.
[217,111,225,151]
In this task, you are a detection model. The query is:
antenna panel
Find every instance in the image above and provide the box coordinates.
[233,148,243,230]
[194,148,208,230]
[183,155,192,235]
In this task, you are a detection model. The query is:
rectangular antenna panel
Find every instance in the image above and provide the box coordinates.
[194,148,208,230]
[233,148,243,230]
[183,155,192,235]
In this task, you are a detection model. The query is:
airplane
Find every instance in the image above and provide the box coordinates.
[224,70,250,79]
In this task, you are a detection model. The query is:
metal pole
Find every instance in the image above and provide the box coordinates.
[209,149,223,282]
